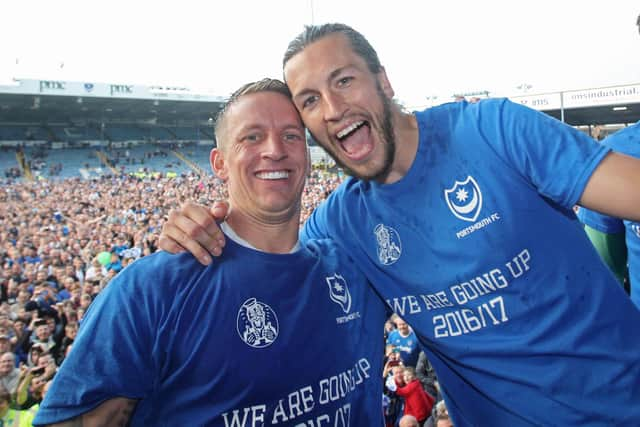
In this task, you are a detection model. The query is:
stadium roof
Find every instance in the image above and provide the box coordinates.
[510,83,640,126]
[0,93,222,124]
[0,79,225,124]
[1,79,639,128]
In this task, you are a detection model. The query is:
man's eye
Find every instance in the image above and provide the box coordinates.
[242,134,260,142]
[337,76,353,87]
[302,96,318,109]
[284,133,303,141]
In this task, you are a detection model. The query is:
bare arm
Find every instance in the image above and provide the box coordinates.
[15,368,34,406]
[158,201,229,265]
[46,397,138,427]
[579,152,640,221]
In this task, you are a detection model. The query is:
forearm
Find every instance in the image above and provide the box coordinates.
[15,375,32,406]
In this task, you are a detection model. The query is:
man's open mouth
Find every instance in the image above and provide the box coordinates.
[335,120,372,158]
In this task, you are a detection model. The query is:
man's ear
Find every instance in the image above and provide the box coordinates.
[211,148,228,181]
[378,66,395,99]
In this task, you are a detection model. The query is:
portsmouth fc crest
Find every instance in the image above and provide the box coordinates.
[326,274,351,313]
[236,298,279,348]
[374,224,402,265]
[632,223,640,239]
[444,175,483,222]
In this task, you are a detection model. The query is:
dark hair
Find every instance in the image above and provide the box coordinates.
[283,23,382,74]
[214,78,292,148]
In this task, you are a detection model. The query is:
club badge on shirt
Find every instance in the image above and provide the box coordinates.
[326,273,351,313]
[444,175,483,222]
[374,224,402,265]
[237,298,279,348]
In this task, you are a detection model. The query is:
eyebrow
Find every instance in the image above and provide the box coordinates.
[236,124,262,134]
[292,66,351,103]
[328,66,349,83]
[281,124,305,132]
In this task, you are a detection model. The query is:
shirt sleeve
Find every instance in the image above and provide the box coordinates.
[34,267,158,425]
[577,207,625,234]
[301,197,334,244]
[475,99,611,208]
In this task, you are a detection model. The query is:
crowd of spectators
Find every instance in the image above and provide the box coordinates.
[384,314,450,427]
[0,164,344,419]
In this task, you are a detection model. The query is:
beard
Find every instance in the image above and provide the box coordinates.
[309,82,396,182]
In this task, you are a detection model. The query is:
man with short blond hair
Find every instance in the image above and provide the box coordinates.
[35,79,386,426]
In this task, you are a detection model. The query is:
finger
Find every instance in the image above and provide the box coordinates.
[210,201,229,248]
[171,208,221,255]
[211,200,230,221]
[179,202,225,251]
[161,223,213,265]
[157,234,187,254]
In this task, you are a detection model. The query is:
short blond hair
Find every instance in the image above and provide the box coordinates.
[214,78,292,151]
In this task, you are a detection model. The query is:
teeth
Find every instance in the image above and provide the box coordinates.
[256,171,289,180]
[336,121,364,139]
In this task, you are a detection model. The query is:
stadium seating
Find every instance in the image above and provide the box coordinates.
[0,124,51,141]
[48,124,102,142]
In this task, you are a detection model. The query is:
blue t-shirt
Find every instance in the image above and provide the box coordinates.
[385,329,420,367]
[578,122,640,308]
[302,99,640,427]
[35,237,386,426]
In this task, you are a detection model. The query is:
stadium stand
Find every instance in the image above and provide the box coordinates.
[0,79,227,182]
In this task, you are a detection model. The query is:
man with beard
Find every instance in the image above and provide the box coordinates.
[34,79,386,426]
[159,23,640,426]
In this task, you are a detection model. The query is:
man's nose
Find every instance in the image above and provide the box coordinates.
[323,92,347,122]
[262,134,287,160]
